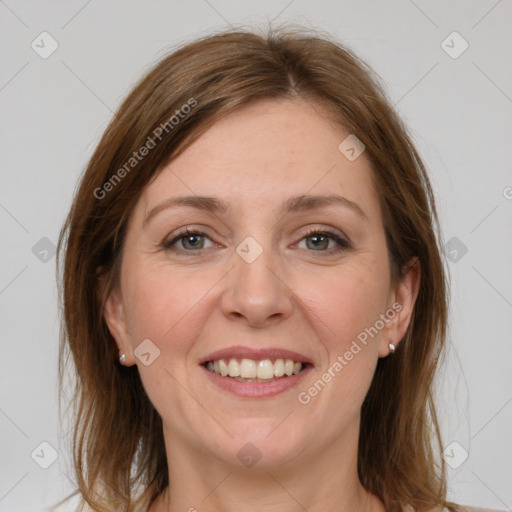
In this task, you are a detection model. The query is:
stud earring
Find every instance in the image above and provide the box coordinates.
[119,353,126,364]
[388,343,396,354]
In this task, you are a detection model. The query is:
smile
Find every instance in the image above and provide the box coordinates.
[204,358,306,382]
[199,346,313,398]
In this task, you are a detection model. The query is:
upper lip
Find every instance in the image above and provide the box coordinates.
[199,345,314,366]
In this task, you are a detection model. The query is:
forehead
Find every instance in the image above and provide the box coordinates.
[138,98,380,220]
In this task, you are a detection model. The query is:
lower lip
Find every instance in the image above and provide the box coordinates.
[200,364,312,398]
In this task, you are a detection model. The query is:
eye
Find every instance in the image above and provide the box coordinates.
[162,226,350,255]
[163,228,215,252]
[296,228,351,253]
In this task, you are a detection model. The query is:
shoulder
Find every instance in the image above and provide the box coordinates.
[404,506,505,512]
[441,506,506,512]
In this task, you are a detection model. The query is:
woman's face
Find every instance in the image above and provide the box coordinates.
[105,98,419,470]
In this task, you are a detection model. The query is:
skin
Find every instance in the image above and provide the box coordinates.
[104,97,420,512]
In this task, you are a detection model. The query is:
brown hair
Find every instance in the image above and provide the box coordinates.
[56,27,458,512]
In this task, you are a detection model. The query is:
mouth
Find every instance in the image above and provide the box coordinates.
[202,358,309,382]
[199,346,313,398]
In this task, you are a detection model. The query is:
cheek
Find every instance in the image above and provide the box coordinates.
[120,263,213,418]
[121,261,212,356]
[298,264,389,349]
[294,275,383,422]
[293,257,389,405]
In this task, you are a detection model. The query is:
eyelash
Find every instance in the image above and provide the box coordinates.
[162,226,351,256]
[300,227,351,253]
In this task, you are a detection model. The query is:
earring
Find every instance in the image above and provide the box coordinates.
[388,343,396,354]
[119,353,126,364]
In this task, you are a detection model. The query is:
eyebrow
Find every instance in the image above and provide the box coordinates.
[143,193,367,226]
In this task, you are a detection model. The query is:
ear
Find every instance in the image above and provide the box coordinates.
[97,272,134,365]
[379,257,421,357]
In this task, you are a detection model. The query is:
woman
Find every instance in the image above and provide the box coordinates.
[56,28,493,512]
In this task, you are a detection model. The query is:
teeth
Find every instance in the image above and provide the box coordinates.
[218,359,229,377]
[274,358,285,377]
[240,359,257,378]
[205,357,305,380]
[257,360,274,379]
[228,359,240,377]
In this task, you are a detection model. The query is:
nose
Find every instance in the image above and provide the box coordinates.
[220,242,294,328]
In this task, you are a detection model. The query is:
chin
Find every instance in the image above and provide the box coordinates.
[212,423,307,469]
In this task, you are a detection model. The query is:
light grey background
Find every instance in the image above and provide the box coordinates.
[1,1,511,511]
